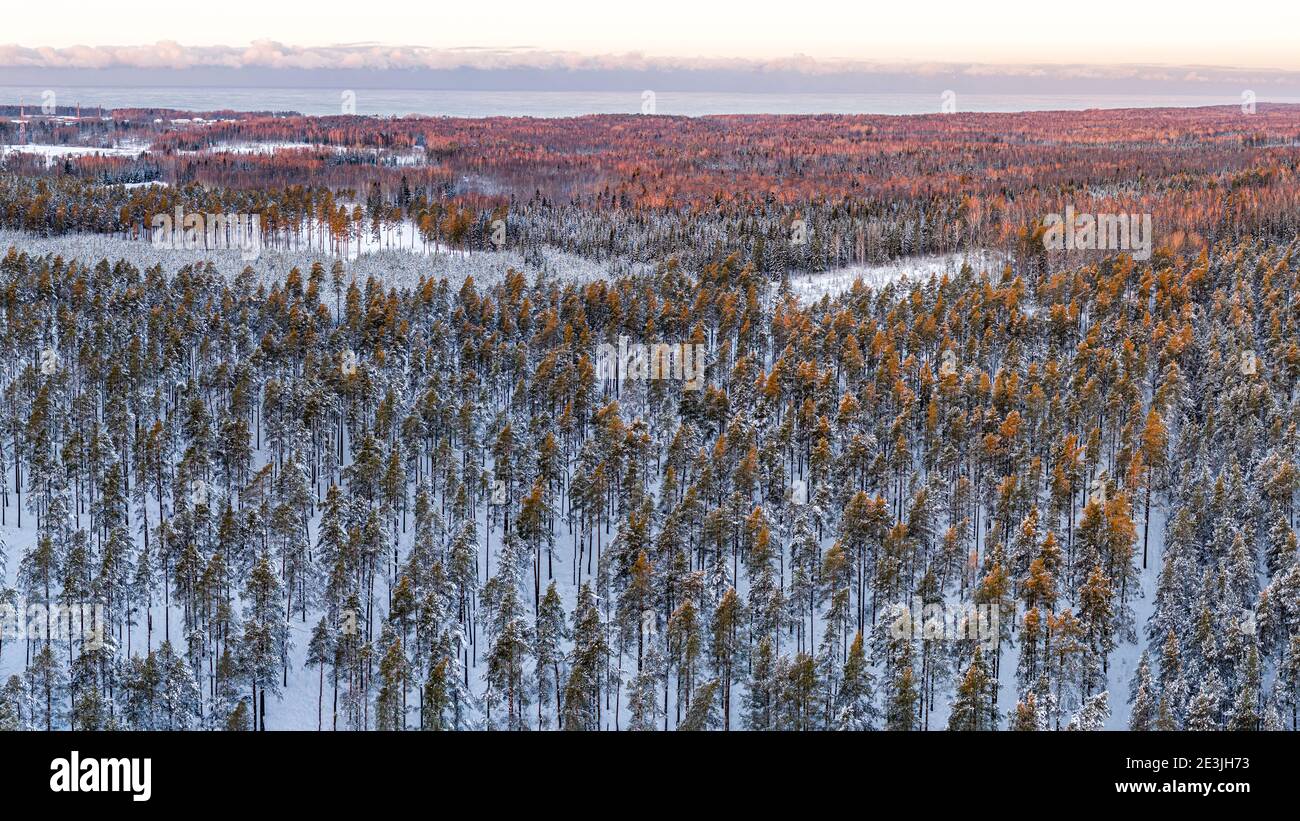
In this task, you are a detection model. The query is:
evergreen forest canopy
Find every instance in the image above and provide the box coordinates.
[0,104,1297,731]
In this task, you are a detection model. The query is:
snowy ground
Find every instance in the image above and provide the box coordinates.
[202,142,319,154]
[789,250,1009,301]
[2,221,1001,300]
[170,143,427,166]
[1,143,145,167]
[0,229,645,292]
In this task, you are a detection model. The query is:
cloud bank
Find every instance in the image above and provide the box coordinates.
[3,42,1300,96]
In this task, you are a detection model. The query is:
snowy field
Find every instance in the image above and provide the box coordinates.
[789,250,1010,302]
[1,143,146,167]
[1,228,1004,309]
[0,229,645,292]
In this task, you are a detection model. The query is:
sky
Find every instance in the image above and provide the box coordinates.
[5,0,1300,70]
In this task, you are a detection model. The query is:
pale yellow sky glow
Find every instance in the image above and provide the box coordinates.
[5,0,1299,69]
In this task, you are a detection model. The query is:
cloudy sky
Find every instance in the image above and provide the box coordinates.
[7,0,1300,67]
[4,0,1300,95]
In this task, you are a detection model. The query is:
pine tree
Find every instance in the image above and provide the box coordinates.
[1128,651,1157,730]
[155,640,201,730]
[1186,671,1224,731]
[482,534,532,729]
[667,596,701,728]
[69,643,111,731]
[306,617,335,731]
[562,582,606,731]
[834,632,877,730]
[710,587,742,729]
[744,635,779,730]
[241,551,287,730]
[1009,690,1050,731]
[212,644,245,730]
[677,679,721,731]
[627,637,665,731]
[25,644,68,730]
[375,625,409,731]
[781,652,821,730]
[947,648,996,731]
[422,660,451,731]
[226,700,251,732]
[534,581,568,729]
[1154,696,1178,731]
[1227,644,1262,731]
[1078,564,1116,695]
[875,603,919,730]
[1066,690,1110,730]
[0,675,25,731]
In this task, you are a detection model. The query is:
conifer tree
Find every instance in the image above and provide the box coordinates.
[1066,691,1110,731]
[677,679,721,731]
[306,617,335,731]
[534,581,568,728]
[835,632,877,730]
[241,551,287,730]
[1186,671,1224,731]
[562,583,606,731]
[1128,651,1157,731]
[375,625,409,731]
[26,644,68,730]
[947,648,997,731]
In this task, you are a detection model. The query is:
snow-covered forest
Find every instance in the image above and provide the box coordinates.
[5,105,1300,276]
[0,225,1297,732]
[1,102,1299,732]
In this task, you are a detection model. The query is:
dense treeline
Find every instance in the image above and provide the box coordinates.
[4,106,1300,273]
[0,229,1297,730]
